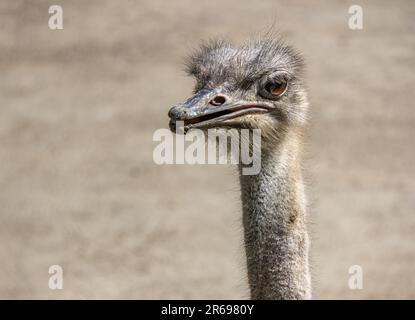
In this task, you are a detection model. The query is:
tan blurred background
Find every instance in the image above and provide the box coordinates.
[0,0,414,299]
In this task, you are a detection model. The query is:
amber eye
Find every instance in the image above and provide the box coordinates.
[267,82,287,96]
[259,80,288,100]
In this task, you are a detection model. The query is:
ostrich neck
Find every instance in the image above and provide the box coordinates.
[239,133,311,299]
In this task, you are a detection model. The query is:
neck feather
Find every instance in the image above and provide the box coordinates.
[239,131,311,300]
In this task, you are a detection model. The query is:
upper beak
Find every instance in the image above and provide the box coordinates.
[168,88,273,132]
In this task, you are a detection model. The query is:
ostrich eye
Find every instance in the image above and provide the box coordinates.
[267,82,287,96]
[259,80,288,100]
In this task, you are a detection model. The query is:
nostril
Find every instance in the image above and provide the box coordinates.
[209,95,227,106]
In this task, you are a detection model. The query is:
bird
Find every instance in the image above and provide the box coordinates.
[168,37,311,300]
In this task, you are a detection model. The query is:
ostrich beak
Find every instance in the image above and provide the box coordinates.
[168,88,273,133]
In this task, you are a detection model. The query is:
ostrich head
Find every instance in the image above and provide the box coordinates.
[168,38,309,142]
[167,39,313,299]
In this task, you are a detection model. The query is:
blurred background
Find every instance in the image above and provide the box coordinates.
[0,0,414,299]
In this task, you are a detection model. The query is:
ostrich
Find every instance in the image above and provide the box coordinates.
[168,38,311,300]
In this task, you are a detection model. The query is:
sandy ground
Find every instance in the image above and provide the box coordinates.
[0,0,414,299]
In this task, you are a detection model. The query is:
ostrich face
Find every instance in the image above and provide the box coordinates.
[168,39,308,135]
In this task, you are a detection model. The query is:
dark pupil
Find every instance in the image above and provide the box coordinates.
[266,82,281,94]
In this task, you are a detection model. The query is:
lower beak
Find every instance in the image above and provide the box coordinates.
[168,89,273,132]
